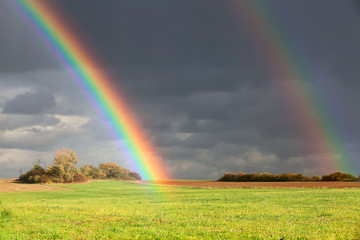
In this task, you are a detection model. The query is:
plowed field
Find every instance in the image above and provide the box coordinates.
[142,180,360,188]
[2,178,360,192]
[0,179,70,192]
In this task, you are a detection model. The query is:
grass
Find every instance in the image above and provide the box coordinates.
[1,181,360,239]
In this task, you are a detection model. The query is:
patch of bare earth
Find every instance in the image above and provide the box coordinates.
[0,179,71,192]
[141,180,360,189]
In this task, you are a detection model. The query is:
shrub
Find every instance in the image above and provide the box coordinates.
[312,175,321,181]
[19,165,46,183]
[129,172,142,180]
[19,149,141,183]
[219,172,311,182]
[218,173,237,181]
[73,173,88,183]
[322,172,357,181]
[40,175,50,184]
[218,171,358,182]
[280,173,311,182]
[260,173,271,181]
[46,165,62,177]
[80,165,106,179]
[33,175,41,183]
[99,162,134,180]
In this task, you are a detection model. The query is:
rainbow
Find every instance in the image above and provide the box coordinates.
[10,0,169,180]
[229,0,352,173]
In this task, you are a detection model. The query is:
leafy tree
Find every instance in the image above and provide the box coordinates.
[19,149,140,183]
[99,162,133,180]
[80,165,105,179]
[53,148,79,171]
[49,148,79,182]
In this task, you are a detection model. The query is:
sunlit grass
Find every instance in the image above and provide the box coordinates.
[1,181,360,239]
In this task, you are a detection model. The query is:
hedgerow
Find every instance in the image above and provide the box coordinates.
[19,148,142,184]
[218,171,359,182]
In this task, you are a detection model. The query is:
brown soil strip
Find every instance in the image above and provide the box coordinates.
[141,180,360,189]
[0,179,71,193]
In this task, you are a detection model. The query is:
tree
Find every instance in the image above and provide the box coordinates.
[99,162,135,180]
[53,148,79,171]
[80,164,105,179]
[52,148,79,182]
[18,148,139,183]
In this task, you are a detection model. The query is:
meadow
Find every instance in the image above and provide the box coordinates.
[1,181,360,239]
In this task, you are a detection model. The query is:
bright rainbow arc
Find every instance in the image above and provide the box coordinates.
[12,0,168,180]
[230,0,351,173]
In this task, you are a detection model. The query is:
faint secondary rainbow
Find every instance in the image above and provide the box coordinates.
[229,0,352,173]
[11,0,169,180]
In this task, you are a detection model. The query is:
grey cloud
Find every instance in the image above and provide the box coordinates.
[0,70,98,116]
[117,67,252,101]
[0,148,53,178]
[163,145,282,179]
[2,0,360,178]
[180,119,228,134]
[0,1,58,72]
[50,0,248,68]
[0,115,60,131]
[0,115,89,151]
[2,90,56,115]
[81,118,115,142]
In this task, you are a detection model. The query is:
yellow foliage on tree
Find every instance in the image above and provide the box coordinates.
[99,162,132,180]
[52,148,79,181]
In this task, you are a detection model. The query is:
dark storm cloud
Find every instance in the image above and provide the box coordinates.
[1,0,360,178]
[118,67,250,98]
[269,0,360,86]
[2,90,56,115]
[51,0,249,68]
[0,1,58,72]
[354,0,360,13]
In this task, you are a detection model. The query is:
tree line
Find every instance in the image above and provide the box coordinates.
[19,148,142,184]
[218,171,359,182]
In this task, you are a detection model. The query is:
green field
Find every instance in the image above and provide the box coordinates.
[1,181,360,239]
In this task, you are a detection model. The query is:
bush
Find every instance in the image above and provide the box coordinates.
[33,175,41,183]
[99,162,135,180]
[218,173,237,182]
[19,165,46,183]
[73,173,88,183]
[322,172,357,181]
[312,175,321,181]
[218,171,358,182]
[129,172,142,180]
[40,175,50,184]
[19,149,142,183]
[80,165,106,179]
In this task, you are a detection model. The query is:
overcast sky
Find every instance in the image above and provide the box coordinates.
[1,0,360,179]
